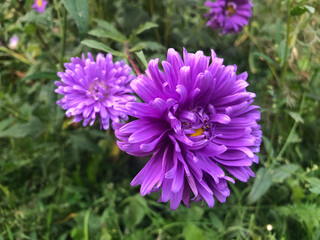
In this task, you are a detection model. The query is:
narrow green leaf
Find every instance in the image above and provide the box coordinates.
[81,39,125,57]
[5,224,14,240]
[22,72,58,81]
[248,167,272,204]
[262,136,274,158]
[38,186,56,198]
[130,41,164,52]
[248,49,258,73]
[253,52,277,66]
[131,22,158,38]
[93,19,126,41]
[84,208,91,240]
[135,51,148,69]
[275,18,282,44]
[88,28,126,43]
[62,0,89,36]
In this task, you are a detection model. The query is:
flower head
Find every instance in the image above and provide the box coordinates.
[55,53,136,130]
[32,0,48,13]
[9,35,19,49]
[115,48,261,210]
[205,0,253,34]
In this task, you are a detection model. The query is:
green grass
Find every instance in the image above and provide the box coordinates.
[0,0,320,239]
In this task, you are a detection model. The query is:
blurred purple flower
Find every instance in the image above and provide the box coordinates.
[115,48,261,210]
[32,0,48,13]
[205,0,253,34]
[55,53,136,130]
[9,35,19,49]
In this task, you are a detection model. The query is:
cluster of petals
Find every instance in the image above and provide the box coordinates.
[205,0,253,34]
[115,48,261,209]
[55,53,136,130]
[32,0,48,13]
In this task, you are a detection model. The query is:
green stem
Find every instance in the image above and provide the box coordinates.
[60,7,67,65]
[164,0,173,47]
[280,0,291,88]
[275,92,306,161]
[148,0,162,44]
[124,41,141,76]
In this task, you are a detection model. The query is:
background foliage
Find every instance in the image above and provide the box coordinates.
[0,0,320,239]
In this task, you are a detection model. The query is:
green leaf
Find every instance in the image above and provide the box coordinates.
[307,178,320,194]
[0,118,15,131]
[272,164,300,182]
[38,186,56,198]
[262,136,274,158]
[62,0,89,36]
[288,111,304,123]
[122,197,145,230]
[248,167,272,204]
[5,224,14,240]
[248,49,258,74]
[131,22,158,38]
[290,6,308,16]
[183,223,205,240]
[129,41,164,52]
[100,228,112,240]
[304,5,315,14]
[0,123,28,138]
[81,40,125,57]
[135,51,148,69]
[0,117,44,138]
[93,19,126,42]
[22,72,58,81]
[88,28,127,43]
[252,52,278,66]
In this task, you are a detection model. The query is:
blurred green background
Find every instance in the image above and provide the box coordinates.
[0,0,320,239]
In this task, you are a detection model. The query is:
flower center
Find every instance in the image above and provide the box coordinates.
[190,127,204,137]
[88,79,108,101]
[37,0,42,7]
[226,2,237,16]
[178,107,212,139]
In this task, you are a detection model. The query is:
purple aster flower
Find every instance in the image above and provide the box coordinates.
[32,0,48,13]
[55,53,136,130]
[9,35,19,49]
[205,0,253,34]
[115,48,261,210]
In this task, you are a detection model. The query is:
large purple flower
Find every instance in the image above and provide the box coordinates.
[115,48,261,210]
[205,0,253,34]
[55,53,136,130]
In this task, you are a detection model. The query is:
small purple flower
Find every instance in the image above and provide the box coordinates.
[115,48,261,210]
[32,0,48,13]
[205,0,253,34]
[9,35,19,49]
[55,53,136,130]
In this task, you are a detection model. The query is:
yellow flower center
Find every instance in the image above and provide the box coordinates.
[37,0,42,7]
[227,5,236,16]
[190,127,204,137]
